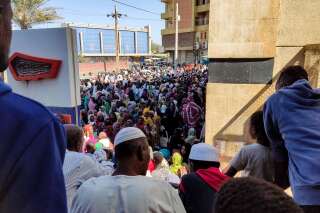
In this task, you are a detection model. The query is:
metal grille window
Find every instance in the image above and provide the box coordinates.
[102,30,116,54]
[81,29,101,54]
[120,31,135,54]
[136,32,148,54]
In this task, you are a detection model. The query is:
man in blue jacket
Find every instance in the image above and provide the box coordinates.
[0,1,67,212]
[264,66,320,213]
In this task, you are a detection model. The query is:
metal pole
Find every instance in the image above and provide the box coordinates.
[174,2,179,68]
[114,5,120,73]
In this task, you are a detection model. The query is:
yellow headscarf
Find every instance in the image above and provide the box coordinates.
[170,153,183,175]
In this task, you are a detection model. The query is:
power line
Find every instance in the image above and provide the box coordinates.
[123,16,162,22]
[62,12,162,22]
[111,0,161,16]
[61,8,162,22]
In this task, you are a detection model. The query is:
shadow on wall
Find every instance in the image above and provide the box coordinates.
[214,46,320,147]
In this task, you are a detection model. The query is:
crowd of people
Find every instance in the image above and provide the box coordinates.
[1,1,320,213]
[64,65,319,213]
[79,64,207,151]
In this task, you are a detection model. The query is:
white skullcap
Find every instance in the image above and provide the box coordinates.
[114,127,146,147]
[189,143,219,162]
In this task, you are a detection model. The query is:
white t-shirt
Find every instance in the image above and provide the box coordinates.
[71,175,186,213]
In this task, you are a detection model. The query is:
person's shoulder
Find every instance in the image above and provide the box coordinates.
[67,151,92,161]
[181,172,197,182]
[243,143,264,151]
[120,175,175,189]
[266,92,281,105]
[180,172,205,190]
[4,92,57,123]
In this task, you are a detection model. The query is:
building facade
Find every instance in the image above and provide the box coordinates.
[161,0,210,64]
[64,24,152,77]
[205,0,320,165]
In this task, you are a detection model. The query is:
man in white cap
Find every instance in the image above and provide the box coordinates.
[71,127,186,213]
[179,143,229,213]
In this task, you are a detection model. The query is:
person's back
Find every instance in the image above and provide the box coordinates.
[230,143,273,181]
[264,66,320,208]
[71,127,186,213]
[0,82,67,212]
[179,143,229,213]
[63,125,104,210]
[63,151,104,210]
[71,175,185,213]
[180,170,220,213]
[225,111,274,182]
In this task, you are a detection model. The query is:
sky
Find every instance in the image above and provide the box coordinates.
[32,0,165,44]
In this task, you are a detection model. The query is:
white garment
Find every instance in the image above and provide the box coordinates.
[99,138,111,149]
[63,151,104,210]
[71,176,186,213]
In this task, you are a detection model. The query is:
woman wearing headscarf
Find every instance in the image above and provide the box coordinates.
[181,143,192,164]
[152,152,180,187]
[185,128,197,145]
[170,153,187,177]
[159,149,171,161]
[88,97,96,112]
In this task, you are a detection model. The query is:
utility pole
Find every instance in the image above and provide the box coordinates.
[174,2,180,69]
[107,5,126,73]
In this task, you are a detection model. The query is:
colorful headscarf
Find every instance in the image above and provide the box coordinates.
[170,153,183,175]
[159,149,171,160]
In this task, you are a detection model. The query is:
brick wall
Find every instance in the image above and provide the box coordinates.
[177,0,194,29]
[162,32,195,49]
[79,58,129,77]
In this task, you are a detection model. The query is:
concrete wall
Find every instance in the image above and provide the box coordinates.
[7,28,81,124]
[206,0,320,161]
[208,0,279,58]
[7,28,80,108]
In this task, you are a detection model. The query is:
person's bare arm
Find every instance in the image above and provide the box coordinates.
[224,166,238,177]
[274,161,290,189]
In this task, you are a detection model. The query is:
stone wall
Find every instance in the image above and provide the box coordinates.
[205,0,320,162]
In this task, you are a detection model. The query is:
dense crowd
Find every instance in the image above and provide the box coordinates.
[62,65,318,213]
[1,1,320,213]
[79,65,207,155]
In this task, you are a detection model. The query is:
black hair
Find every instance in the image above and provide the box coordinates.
[64,125,84,152]
[190,159,220,172]
[276,66,308,90]
[182,143,192,163]
[153,152,164,167]
[86,143,95,154]
[215,177,303,213]
[250,111,270,147]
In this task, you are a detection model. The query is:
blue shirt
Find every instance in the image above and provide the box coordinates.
[264,79,320,205]
[0,81,67,212]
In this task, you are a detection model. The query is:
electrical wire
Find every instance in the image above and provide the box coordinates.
[111,0,161,16]
[61,8,162,22]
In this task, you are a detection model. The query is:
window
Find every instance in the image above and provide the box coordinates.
[120,31,135,54]
[196,0,209,6]
[102,30,116,54]
[81,28,101,54]
[136,32,149,54]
